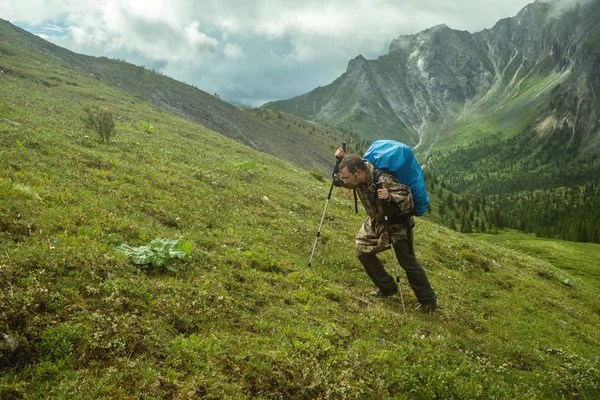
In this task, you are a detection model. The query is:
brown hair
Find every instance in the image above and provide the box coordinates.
[339,154,366,173]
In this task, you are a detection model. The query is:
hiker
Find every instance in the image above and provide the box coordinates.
[334,148,437,312]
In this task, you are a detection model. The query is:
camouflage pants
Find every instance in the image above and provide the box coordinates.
[355,217,436,304]
[355,217,408,257]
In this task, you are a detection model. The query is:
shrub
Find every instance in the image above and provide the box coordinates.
[81,104,116,143]
[310,168,326,182]
[140,121,155,133]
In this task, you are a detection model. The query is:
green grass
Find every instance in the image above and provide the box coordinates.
[470,230,600,288]
[431,119,498,153]
[0,19,355,175]
[1,32,600,399]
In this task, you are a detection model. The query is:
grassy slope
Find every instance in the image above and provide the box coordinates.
[470,231,600,288]
[0,19,355,174]
[1,37,600,399]
[430,67,573,155]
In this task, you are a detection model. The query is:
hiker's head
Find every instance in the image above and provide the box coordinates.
[339,154,367,187]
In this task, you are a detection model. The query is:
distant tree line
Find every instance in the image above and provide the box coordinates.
[426,130,597,195]
[423,129,600,244]
[426,171,599,243]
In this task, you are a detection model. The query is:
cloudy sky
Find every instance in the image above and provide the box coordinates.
[0,0,582,106]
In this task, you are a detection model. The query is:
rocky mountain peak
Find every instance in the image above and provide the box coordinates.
[346,54,368,71]
[264,0,600,155]
[423,23,451,34]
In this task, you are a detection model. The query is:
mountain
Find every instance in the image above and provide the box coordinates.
[0,18,353,172]
[263,0,600,157]
[2,26,600,397]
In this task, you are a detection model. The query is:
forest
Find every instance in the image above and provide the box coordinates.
[424,129,600,243]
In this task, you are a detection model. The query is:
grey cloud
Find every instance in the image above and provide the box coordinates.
[543,0,596,18]
[10,0,540,106]
[160,31,355,106]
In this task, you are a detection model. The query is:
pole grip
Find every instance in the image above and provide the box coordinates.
[333,142,346,176]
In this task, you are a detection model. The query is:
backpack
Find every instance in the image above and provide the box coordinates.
[364,140,430,216]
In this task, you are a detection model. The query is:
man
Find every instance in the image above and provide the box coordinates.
[334,148,437,312]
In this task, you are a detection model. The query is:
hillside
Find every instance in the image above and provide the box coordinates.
[2,24,600,399]
[0,18,361,174]
[470,231,600,288]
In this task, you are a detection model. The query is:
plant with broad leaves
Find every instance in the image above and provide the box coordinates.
[140,121,155,134]
[118,238,192,270]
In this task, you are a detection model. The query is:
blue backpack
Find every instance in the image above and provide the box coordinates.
[364,140,430,216]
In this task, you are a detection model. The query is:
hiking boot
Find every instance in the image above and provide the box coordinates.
[370,288,398,298]
[416,298,438,313]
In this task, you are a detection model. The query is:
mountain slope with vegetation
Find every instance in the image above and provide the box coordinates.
[423,130,600,243]
[2,23,600,399]
[0,18,360,173]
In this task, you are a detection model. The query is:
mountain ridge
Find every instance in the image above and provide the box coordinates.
[262,0,600,157]
[0,18,349,172]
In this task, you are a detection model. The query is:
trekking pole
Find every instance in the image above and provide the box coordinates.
[308,142,346,267]
[376,181,406,314]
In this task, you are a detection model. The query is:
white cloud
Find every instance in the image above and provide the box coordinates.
[0,0,98,24]
[283,40,319,64]
[2,0,542,106]
[184,21,219,53]
[224,43,243,60]
[545,0,595,18]
[39,24,67,33]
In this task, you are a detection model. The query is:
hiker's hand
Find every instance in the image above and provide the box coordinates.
[377,188,390,200]
[335,148,345,160]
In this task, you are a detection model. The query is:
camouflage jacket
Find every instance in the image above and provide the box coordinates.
[334,161,415,254]
[334,161,415,225]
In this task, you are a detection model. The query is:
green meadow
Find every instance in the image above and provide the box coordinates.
[470,231,600,288]
[1,35,600,399]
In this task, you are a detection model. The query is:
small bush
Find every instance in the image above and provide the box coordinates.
[81,104,116,143]
[459,249,492,271]
[310,169,326,182]
[236,160,256,171]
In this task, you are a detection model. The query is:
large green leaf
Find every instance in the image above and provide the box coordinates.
[118,238,193,269]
